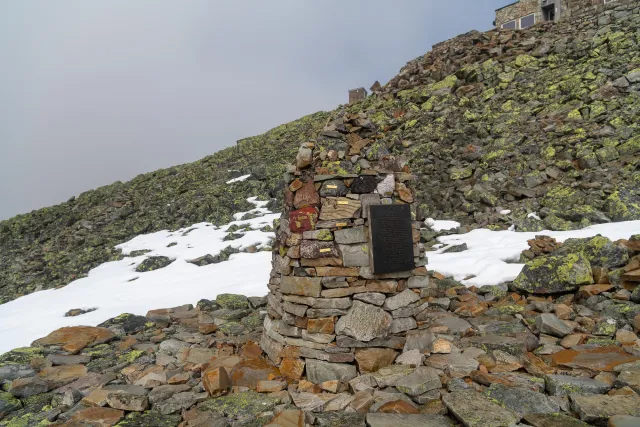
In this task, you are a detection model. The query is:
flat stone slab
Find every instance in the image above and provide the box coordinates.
[571,394,640,425]
[305,359,357,384]
[366,413,453,427]
[544,374,610,396]
[395,367,441,396]
[442,390,520,427]
[552,346,639,371]
[485,383,559,416]
[522,413,590,427]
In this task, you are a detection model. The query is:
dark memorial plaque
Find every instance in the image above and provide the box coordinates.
[369,204,415,274]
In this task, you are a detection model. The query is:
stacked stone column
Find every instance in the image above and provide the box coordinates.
[261,111,429,384]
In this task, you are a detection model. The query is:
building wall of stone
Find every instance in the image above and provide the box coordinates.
[261,110,430,383]
[561,0,637,21]
[495,0,541,28]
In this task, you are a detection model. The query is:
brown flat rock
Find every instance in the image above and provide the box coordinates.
[552,346,639,372]
[32,326,115,354]
[60,407,124,427]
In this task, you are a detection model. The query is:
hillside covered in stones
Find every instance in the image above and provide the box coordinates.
[1,0,639,307]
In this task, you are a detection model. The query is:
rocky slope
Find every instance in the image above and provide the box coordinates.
[1,234,639,426]
[1,0,639,309]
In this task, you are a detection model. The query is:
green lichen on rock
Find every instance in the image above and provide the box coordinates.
[553,235,628,269]
[135,256,174,273]
[513,253,593,294]
[216,294,250,310]
[198,391,278,418]
[114,410,182,427]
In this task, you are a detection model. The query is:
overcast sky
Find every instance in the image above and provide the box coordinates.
[0,0,505,220]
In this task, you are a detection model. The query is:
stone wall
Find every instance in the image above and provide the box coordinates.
[495,0,637,28]
[495,0,541,28]
[260,111,430,384]
[562,0,638,21]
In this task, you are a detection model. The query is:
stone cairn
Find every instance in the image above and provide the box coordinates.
[261,111,431,384]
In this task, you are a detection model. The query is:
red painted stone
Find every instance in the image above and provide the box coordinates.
[289,207,318,233]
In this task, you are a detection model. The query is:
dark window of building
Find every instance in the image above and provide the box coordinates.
[520,14,535,29]
[501,20,516,29]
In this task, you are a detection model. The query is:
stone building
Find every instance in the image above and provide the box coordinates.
[495,0,622,29]
[348,87,367,104]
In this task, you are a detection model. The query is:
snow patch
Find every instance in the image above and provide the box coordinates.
[500,210,511,215]
[0,197,277,355]
[527,212,542,220]
[226,174,251,184]
[425,218,460,232]
[427,220,640,288]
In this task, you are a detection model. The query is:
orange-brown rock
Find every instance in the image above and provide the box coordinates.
[307,317,335,334]
[297,379,321,393]
[577,284,615,298]
[202,367,231,396]
[320,380,340,393]
[378,400,419,414]
[230,357,281,389]
[293,180,319,209]
[355,348,398,373]
[117,337,138,351]
[470,370,516,388]
[280,357,305,381]
[198,323,218,334]
[241,341,263,358]
[38,365,88,388]
[32,326,115,354]
[552,346,639,372]
[167,373,190,385]
[315,267,360,277]
[264,409,304,427]
[60,407,124,427]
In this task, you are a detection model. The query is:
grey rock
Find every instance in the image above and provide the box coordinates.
[315,412,366,427]
[395,367,441,396]
[370,365,414,388]
[390,317,417,334]
[47,354,91,365]
[485,384,559,416]
[9,377,50,398]
[335,301,392,342]
[383,289,420,311]
[353,292,386,306]
[395,349,425,366]
[522,413,590,427]
[571,394,640,425]
[425,353,479,376]
[339,244,370,267]
[334,226,367,244]
[442,390,520,427]
[158,339,189,355]
[0,391,22,417]
[366,413,453,427]
[306,359,357,384]
[407,276,430,288]
[614,370,640,394]
[377,174,395,197]
[403,329,434,352]
[545,374,611,396]
[536,313,572,338]
[0,364,35,382]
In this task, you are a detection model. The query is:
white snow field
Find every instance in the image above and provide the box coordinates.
[0,197,278,355]
[427,220,640,288]
[0,195,639,355]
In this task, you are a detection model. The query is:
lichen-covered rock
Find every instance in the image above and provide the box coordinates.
[553,235,629,269]
[135,256,174,273]
[513,253,593,294]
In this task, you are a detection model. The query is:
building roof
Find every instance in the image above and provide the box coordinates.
[495,0,520,12]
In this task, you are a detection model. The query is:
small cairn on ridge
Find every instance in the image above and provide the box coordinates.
[261,110,431,384]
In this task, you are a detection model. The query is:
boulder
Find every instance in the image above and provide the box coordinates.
[513,253,593,294]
